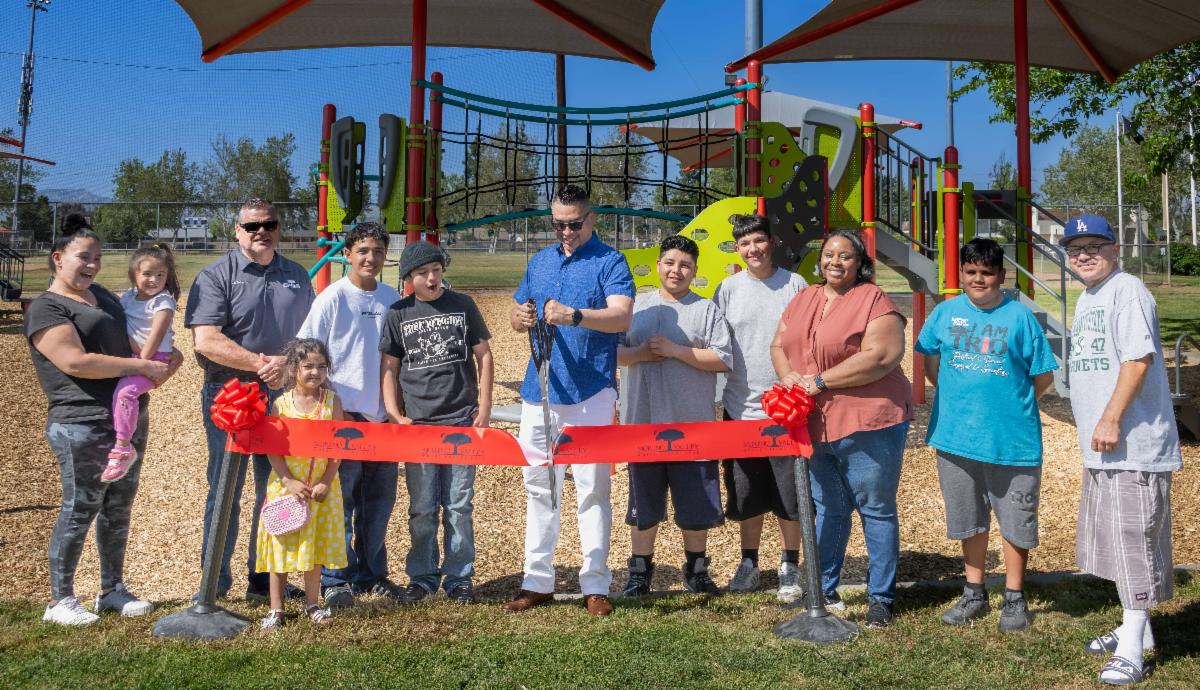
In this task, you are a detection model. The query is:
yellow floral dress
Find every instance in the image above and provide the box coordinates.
[256,389,347,573]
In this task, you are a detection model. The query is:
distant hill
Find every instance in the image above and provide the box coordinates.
[38,189,111,204]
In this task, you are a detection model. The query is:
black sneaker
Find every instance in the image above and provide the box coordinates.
[245,583,304,603]
[865,600,894,629]
[622,556,654,597]
[323,584,355,609]
[997,591,1033,632]
[446,582,475,604]
[941,587,990,625]
[367,577,405,601]
[396,582,431,605]
[683,557,721,595]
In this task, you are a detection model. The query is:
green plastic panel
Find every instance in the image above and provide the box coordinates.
[759,122,807,200]
[380,120,407,233]
[759,121,862,228]
[621,196,758,299]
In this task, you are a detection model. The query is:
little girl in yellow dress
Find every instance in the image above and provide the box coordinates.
[257,338,347,629]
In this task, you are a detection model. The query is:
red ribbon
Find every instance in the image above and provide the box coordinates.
[760,383,814,427]
[209,379,268,433]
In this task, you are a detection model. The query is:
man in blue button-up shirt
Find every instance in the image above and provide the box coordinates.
[503,185,634,617]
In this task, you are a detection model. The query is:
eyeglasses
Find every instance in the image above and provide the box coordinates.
[550,218,587,231]
[1065,242,1112,257]
[239,220,279,233]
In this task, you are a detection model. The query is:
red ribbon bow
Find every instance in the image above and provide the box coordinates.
[760,383,814,427]
[209,379,268,433]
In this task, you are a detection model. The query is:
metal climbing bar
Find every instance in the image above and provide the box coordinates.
[308,237,347,279]
[417,80,759,115]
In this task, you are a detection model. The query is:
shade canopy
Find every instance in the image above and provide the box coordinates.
[174,0,665,69]
[732,0,1200,80]
[631,90,912,172]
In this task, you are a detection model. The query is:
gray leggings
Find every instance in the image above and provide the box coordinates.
[46,409,148,600]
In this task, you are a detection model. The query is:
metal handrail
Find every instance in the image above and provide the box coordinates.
[1174,334,1200,397]
[973,193,1085,284]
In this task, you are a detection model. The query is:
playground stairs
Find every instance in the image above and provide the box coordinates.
[0,240,26,306]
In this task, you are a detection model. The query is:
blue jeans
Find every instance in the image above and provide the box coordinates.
[807,422,908,605]
[321,419,399,591]
[405,436,477,593]
[199,380,278,595]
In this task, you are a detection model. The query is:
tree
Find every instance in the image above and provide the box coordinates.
[985,152,1019,242]
[95,149,199,244]
[952,41,1200,176]
[201,133,304,232]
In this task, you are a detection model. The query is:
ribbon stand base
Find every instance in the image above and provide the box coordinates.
[773,455,860,645]
[153,446,250,641]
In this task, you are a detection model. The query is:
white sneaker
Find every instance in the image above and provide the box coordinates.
[727,557,762,593]
[43,596,100,626]
[777,561,802,603]
[94,583,153,617]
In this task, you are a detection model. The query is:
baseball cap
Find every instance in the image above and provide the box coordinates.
[1059,214,1116,246]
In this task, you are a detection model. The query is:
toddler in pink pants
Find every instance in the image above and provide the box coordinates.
[104,244,179,483]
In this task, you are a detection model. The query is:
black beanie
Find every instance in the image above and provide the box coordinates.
[399,240,446,279]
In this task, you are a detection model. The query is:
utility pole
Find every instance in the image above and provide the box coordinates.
[1115,110,1125,263]
[946,62,955,148]
[11,0,50,243]
[744,0,762,54]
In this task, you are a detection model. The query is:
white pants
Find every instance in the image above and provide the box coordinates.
[518,387,616,595]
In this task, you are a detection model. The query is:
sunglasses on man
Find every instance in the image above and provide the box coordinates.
[550,217,588,232]
[239,220,279,233]
[1064,242,1112,257]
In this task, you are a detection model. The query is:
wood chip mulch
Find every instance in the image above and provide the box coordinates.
[1,293,1197,603]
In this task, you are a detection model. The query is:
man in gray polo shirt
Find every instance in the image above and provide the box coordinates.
[184,198,315,600]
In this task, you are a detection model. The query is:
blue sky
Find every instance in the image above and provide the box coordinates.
[0,1,1090,199]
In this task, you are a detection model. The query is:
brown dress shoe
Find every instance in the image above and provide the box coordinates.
[584,594,613,616]
[501,590,553,613]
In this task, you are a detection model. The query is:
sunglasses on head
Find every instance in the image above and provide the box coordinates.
[239,220,279,233]
[550,218,587,231]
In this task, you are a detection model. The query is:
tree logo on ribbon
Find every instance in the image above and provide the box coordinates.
[553,432,576,455]
[656,428,686,452]
[760,425,790,447]
[442,432,473,456]
[334,427,365,451]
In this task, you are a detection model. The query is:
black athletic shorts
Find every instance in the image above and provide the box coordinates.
[721,411,800,521]
[626,460,724,531]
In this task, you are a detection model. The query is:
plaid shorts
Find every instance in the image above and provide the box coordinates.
[1076,468,1174,609]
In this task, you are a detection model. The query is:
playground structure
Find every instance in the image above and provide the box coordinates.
[1,133,55,306]
[307,59,1083,403]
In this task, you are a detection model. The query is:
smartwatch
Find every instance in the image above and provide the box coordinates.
[571,308,584,326]
[813,374,828,392]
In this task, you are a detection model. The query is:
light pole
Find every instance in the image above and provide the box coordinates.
[1115,110,1124,260]
[11,0,50,243]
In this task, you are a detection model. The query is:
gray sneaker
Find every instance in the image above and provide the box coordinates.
[94,583,153,617]
[776,561,801,603]
[727,557,761,593]
[941,587,990,625]
[998,591,1033,632]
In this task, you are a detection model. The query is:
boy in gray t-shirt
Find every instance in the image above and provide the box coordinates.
[711,215,806,602]
[1061,214,1182,686]
[617,235,732,596]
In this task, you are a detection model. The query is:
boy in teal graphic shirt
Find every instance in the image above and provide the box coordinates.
[915,238,1057,632]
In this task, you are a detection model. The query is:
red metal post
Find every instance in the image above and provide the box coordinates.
[1014,0,1034,297]
[943,145,961,295]
[315,103,335,294]
[405,0,428,246]
[201,0,314,62]
[734,78,746,132]
[860,103,877,261]
[746,61,765,215]
[425,71,443,246]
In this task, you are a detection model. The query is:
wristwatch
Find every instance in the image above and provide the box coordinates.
[571,308,584,326]
[813,374,828,392]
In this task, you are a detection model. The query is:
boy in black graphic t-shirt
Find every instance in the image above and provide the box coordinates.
[380,241,493,604]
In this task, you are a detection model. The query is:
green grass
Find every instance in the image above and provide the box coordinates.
[2,574,1197,689]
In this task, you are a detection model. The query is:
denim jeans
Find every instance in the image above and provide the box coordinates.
[199,380,278,595]
[807,422,909,605]
[46,409,148,600]
[405,421,477,593]
[322,413,399,591]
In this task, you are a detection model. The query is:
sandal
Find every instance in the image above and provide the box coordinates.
[260,608,286,630]
[305,604,333,625]
[1085,630,1155,656]
[1099,656,1144,686]
[101,447,135,483]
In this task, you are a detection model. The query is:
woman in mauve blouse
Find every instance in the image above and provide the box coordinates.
[770,229,912,630]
